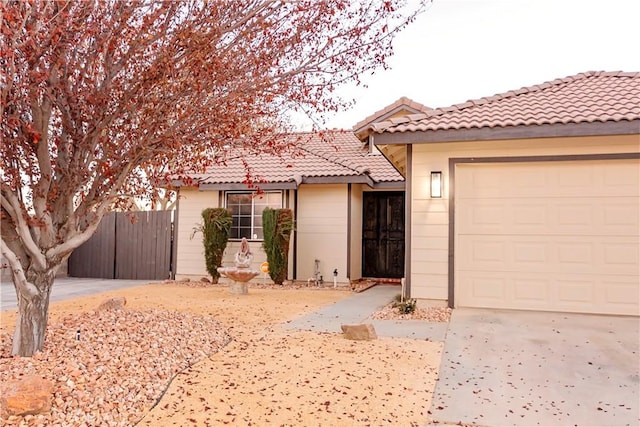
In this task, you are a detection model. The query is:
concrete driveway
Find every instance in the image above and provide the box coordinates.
[429,308,640,426]
[1,277,153,311]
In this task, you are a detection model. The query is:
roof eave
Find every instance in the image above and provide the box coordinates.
[300,175,374,186]
[196,174,383,190]
[370,181,405,189]
[373,120,640,145]
[199,182,298,191]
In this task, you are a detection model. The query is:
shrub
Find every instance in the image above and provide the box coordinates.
[262,208,294,285]
[200,208,232,283]
[392,293,417,314]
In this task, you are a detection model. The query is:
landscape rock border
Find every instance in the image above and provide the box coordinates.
[371,303,452,322]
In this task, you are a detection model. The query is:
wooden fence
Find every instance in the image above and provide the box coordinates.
[68,210,173,280]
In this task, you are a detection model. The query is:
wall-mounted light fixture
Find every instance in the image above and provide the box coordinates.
[430,171,443,198]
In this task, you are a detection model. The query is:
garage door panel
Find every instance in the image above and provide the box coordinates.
[461,274,508,301]
[556,279,594,304]
[459,234,639,275]
[458,197,638,236]
[512,278,551,303]
[458,271,639,315]
[455,159,640,316]
[604,242,639,266]
[457,161,639,199]
[458,271,552,309]
[603,161,640,192]
[459,236,547,271]
[604,202,640,228]
[556,276,639,315]
[605,280,640,305]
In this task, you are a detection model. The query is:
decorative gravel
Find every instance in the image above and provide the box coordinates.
[371,303,452,322]
[173,278,354,291]
[0,308,231,426]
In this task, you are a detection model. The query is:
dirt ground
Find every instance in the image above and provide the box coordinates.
[1,283,443,426]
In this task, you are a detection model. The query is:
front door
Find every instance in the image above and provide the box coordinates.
[362,191,405,278]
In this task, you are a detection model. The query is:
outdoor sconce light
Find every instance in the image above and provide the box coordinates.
[430,171,443,198]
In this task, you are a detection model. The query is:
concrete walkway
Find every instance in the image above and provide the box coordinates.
[286,289,640,426]
[284,285,448,341]
[0,277,153,311]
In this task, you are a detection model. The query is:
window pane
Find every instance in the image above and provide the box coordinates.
[226,191,282,240]
[237,194,251,204]
[253,227,263,240]
[230,226,241,239]
[239,227,251,240]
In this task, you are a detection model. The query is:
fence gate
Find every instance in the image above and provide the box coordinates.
[68,211,173,280]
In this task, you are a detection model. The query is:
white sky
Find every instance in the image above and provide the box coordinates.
[320,0,640,130]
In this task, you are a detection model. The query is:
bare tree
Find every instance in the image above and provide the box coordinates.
[0,0,426,356]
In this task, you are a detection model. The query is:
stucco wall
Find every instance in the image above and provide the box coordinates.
[174,187,219,279]
[175,187,287,282]
[409,134,640,301]
[296,184,349,283]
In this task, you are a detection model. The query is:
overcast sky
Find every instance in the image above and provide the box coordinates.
[318,0,640,130]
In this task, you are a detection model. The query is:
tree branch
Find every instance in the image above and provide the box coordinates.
[0,188,46,270]
[0,239,38,297]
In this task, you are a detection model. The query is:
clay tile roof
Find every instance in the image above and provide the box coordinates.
[189,130,403,187]
[352,96,433,137]
[371,71,640,134]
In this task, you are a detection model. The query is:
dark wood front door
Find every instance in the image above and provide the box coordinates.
[362,191,405,278]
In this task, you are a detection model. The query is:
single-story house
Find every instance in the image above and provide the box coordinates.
[173,97,432,285]
[367,71,639,316]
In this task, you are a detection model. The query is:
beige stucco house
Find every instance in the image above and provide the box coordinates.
[173,98,431,285]
[368,71,640,316]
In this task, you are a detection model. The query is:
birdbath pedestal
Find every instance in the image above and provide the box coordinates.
[217,238,260,295]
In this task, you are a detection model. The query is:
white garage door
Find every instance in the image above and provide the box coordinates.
[455,159,640,315]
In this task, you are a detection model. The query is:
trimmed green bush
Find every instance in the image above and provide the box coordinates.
[262,208,293,285]
[201,208,232,283]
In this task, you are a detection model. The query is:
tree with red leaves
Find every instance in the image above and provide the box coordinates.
[0,0,425,356]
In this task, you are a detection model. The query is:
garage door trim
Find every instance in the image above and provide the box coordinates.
[447,152,640,308]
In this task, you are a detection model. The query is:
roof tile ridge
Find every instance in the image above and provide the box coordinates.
[352,97,434,131]
[617,71,640,77]
[299,146,351,169]
[427,71,602,116]
[296,144,365,175]
[594,70,640,78]
[371,70,640,133]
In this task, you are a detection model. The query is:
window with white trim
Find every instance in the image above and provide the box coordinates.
[226,191,283,240]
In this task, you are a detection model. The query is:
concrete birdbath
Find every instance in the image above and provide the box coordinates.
[217,238,260,294]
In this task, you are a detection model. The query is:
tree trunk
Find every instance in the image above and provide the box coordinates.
[12,270,54,357]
